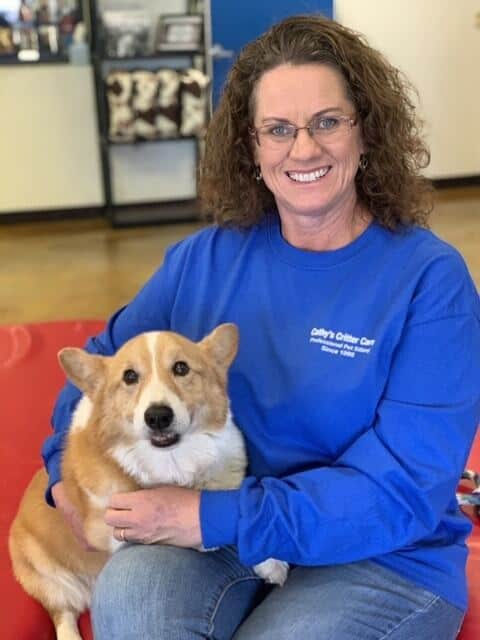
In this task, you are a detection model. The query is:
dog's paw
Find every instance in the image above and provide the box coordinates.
[197,544,219,552]
[253,558,289,586]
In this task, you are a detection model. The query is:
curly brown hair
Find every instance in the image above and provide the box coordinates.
[199,14,433,230]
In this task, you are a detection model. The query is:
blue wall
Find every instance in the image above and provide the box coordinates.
[211,1,333,106]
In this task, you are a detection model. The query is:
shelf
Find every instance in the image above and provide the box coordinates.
[106,199,201,227]
[100,50,203,62]
[102,135,197,147]
[0,53,69,66]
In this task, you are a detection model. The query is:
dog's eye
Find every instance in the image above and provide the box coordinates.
[172,361,190,376]
[123,369,139,385]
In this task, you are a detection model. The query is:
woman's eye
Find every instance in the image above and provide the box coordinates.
[172,361,190,376]
[316,117,339,130]
[269,124,292,137]
[123,369,139,385]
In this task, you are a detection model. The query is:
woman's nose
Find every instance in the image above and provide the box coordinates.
[288,128,322,158]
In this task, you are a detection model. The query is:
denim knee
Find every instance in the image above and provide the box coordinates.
[92,544,208,640]
[91,543,265,640]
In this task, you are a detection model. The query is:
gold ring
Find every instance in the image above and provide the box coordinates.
[119,528,126,542]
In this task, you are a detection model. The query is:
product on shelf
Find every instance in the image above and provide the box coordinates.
[179,68,210,136]
[155,69,181,138]
[0,0,82,60]
[0,27,15,53]
[105,68,209,143]
[106,70,136,142]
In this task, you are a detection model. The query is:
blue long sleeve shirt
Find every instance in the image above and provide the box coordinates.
[43,214,480,610]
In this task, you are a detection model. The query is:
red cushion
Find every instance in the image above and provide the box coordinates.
[1,321,104,640]
[1,321,479,638]
[458,436,480,639]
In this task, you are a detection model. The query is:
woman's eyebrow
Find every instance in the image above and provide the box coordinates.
[312,107,344,117]
[259,107,344,124]
[259,116,293,124]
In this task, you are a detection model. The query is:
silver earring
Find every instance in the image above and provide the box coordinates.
[359,155,368,170]
[254,165,263,182]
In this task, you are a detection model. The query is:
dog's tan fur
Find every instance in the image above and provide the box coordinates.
[9,325,287,640]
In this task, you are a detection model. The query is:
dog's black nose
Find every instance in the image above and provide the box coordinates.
[144,404,174,430]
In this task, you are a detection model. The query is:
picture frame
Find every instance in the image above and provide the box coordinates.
[102,9,151,58]
[156,14,203,52]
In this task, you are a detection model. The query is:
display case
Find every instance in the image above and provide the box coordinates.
[0,0,84,64]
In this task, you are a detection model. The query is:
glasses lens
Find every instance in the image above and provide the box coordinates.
[258,123,295,148]
[311,116,347,139]
[257,117,353,149]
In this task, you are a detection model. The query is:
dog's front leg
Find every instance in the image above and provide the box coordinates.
[83,512,117,553]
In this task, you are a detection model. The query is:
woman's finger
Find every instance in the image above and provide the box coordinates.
[113,526,134,543]
[104,507,134,528]
[108,492,137,509]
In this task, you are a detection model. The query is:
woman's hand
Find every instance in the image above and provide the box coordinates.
[105,486,202,548]
[51,481,97,551]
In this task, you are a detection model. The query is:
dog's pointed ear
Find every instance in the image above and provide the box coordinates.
[200,323,239,369]
[58,348,105,397]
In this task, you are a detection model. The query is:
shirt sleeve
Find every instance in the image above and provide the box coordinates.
[200,253,480,565]
[42,246,179,505]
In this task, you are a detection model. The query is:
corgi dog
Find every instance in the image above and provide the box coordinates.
[9,324,288,640]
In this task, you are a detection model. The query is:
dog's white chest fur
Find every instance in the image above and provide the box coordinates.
[109,414,247,491]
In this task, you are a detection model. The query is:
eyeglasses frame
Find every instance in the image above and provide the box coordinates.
[249,114,358,147]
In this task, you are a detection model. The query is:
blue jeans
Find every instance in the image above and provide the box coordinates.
[92,544,464,639]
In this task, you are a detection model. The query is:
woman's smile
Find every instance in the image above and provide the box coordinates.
[285,166,332,183]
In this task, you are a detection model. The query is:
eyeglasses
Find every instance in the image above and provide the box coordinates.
[250,114,357,150]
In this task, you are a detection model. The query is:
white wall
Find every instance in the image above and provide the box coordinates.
[335,0,480,178]
[0,65,103,213]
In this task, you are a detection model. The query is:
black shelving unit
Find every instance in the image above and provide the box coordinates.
[87,0,210,227]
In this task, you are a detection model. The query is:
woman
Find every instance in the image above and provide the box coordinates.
[44,15,480,639]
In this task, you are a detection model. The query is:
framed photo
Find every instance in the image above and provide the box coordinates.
[102,10,151,58]
[156,14,202,52]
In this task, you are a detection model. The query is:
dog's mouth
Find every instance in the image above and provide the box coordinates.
[149,430,181,448]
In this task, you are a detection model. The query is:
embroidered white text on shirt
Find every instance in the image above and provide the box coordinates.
[309,328,376,359]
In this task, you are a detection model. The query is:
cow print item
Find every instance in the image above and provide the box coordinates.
[105,68,209,142]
